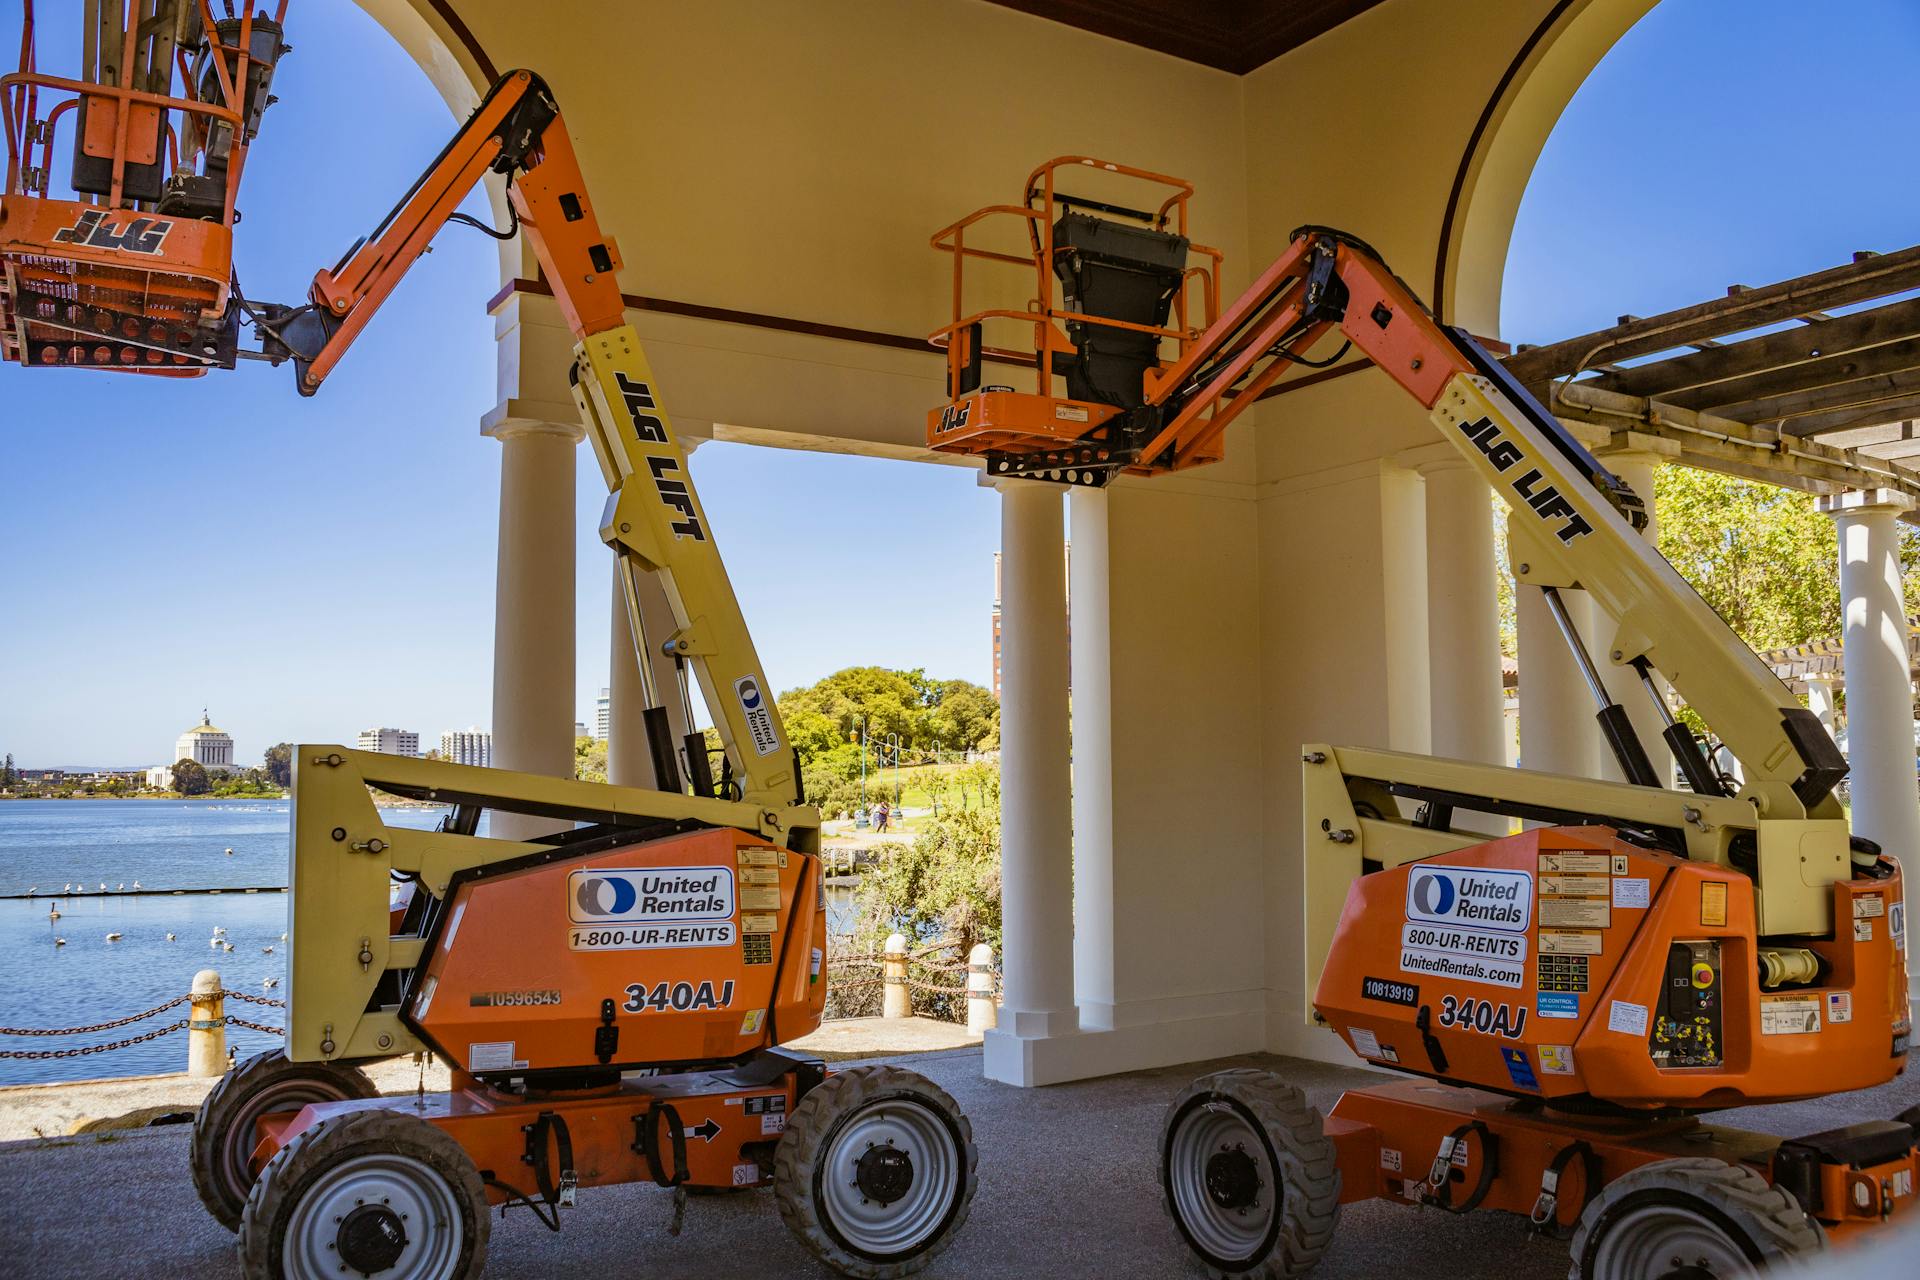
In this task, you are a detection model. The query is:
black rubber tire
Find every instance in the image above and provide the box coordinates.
[1160,1068,1341,1279]
[773,1065,978,1278]
[1568,1157,1824,1279]
[189,1048,377,1230]
[237,1107,489,1280]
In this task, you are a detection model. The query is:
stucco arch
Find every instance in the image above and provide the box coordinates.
[1439,0,1661,335]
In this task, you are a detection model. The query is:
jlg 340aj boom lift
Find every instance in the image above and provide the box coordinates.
[931,161,1913,1278]
[2,5,978,1278]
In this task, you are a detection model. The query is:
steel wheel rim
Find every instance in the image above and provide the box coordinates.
[1168,1102,1277,1264]
[1592,1202,1750,1280]
[219,1078,350,1202]
[819,1098,961,1256]
[282,1152,463,1280]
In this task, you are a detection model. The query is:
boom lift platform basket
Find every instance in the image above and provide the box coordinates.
[931,165,1914,1279]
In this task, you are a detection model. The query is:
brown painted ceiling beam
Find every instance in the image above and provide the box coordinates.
[1575,295,1920,402]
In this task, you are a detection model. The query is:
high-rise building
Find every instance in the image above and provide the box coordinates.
[441,728,491,768]
[595,687,611,741]
[357,727,420,756]
[575,721,590,740]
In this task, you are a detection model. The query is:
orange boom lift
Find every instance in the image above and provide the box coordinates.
[933,164,1912,1278]
[3,7,978,1279]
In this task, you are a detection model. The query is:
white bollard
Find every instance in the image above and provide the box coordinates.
[188,969,227,1078]
[882,933,911,1020]
[966,943,997,1033]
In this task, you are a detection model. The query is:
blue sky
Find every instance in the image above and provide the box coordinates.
[2,0,1915,766]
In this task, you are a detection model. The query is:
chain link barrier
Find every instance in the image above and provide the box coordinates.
[0,987,287,1060]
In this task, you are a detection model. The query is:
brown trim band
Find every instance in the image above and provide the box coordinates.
[424,0,499,84]
[1430,0,1576,324]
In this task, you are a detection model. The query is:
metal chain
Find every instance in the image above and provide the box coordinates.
[0,995,189,1037]
[225,1015,285,1036]
[219,991,287,1007]
[0,1020,188,1059]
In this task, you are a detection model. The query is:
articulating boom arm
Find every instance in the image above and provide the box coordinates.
[266,70,803,814]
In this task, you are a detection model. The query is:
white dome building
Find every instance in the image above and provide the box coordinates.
[174,710,236,771]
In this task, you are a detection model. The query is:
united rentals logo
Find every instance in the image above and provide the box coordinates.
[567,866,735,924]
[50,210,171,255]
[734,675,781,756]
[1405,866,1531,933]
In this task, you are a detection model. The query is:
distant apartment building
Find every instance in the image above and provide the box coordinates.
[991,545,1070,700]
[441,728,491,768]
[357,727,421,756]
[575,721,590,740]
[595,687,611,740]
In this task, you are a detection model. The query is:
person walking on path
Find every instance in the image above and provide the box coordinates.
[874,800,892,834]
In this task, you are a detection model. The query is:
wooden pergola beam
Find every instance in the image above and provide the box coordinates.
[1503,244,1920,385]
[1784,391,1920,439]
[1576,296,1920,402]
[1690,341,1920,420]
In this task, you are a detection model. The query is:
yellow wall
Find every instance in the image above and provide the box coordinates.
[366,0,1661,1072]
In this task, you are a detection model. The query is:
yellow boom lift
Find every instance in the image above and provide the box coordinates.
[931,160,1912,1279]
[2,5,978,1278]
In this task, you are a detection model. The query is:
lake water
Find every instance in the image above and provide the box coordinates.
[0,799,856,1086]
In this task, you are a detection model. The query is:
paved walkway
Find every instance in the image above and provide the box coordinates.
[0,1017,982,1141]
[2,1048,1916,1279]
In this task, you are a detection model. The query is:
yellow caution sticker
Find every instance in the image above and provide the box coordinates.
[739,1009,765,1035]
[742,913,779,933]
[1700,881,1728,927]
[740,886,781,911]
[738,848,781,868]
[740,867,780,887]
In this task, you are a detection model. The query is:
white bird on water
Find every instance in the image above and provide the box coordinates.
[104,933,122,943]
[116,883,124,892]
[210,936,222,948]
[263,977,280,989]
[132,881,141,890]
[279,932,287,941]
[98,882,106,892]
[165,933,176,941]
[212,926,227,936]
[48,906,60,920]
[224,848,234,857]
[262,946,275,955]
[26,887,36,897]
[53,937,65,947]
[222,941,234,952]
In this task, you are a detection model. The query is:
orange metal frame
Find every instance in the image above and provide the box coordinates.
[927,156,1223,468]
[1,1,286,371]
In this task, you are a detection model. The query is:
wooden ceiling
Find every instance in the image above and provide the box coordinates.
[980,1,1387,75]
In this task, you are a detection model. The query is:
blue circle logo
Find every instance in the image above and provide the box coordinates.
[1412,874,1456,916]
[576,876,639,917]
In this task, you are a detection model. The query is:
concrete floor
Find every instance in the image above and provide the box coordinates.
[0,1048,1915,1279]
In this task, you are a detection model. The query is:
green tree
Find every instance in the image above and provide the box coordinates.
[263,743,293,788]
[926,679,999,751]
[575,735,608,784]
[172,758,211,796]
[1,753,14,787]
[852,807,1001,959]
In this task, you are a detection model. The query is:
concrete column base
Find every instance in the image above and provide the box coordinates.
[983,996,1264,1087]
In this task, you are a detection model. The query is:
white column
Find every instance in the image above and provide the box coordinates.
[1422,459,1504,765]
[983,478,1078,1086]
[1820,490,1919,996]
[485,417,584,840]
[1590,446,1674,786]
[1516,576,1601,778]
[1805,673,1839,739]
[1068,487,1114,1029]
[1378,464,1432,753]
